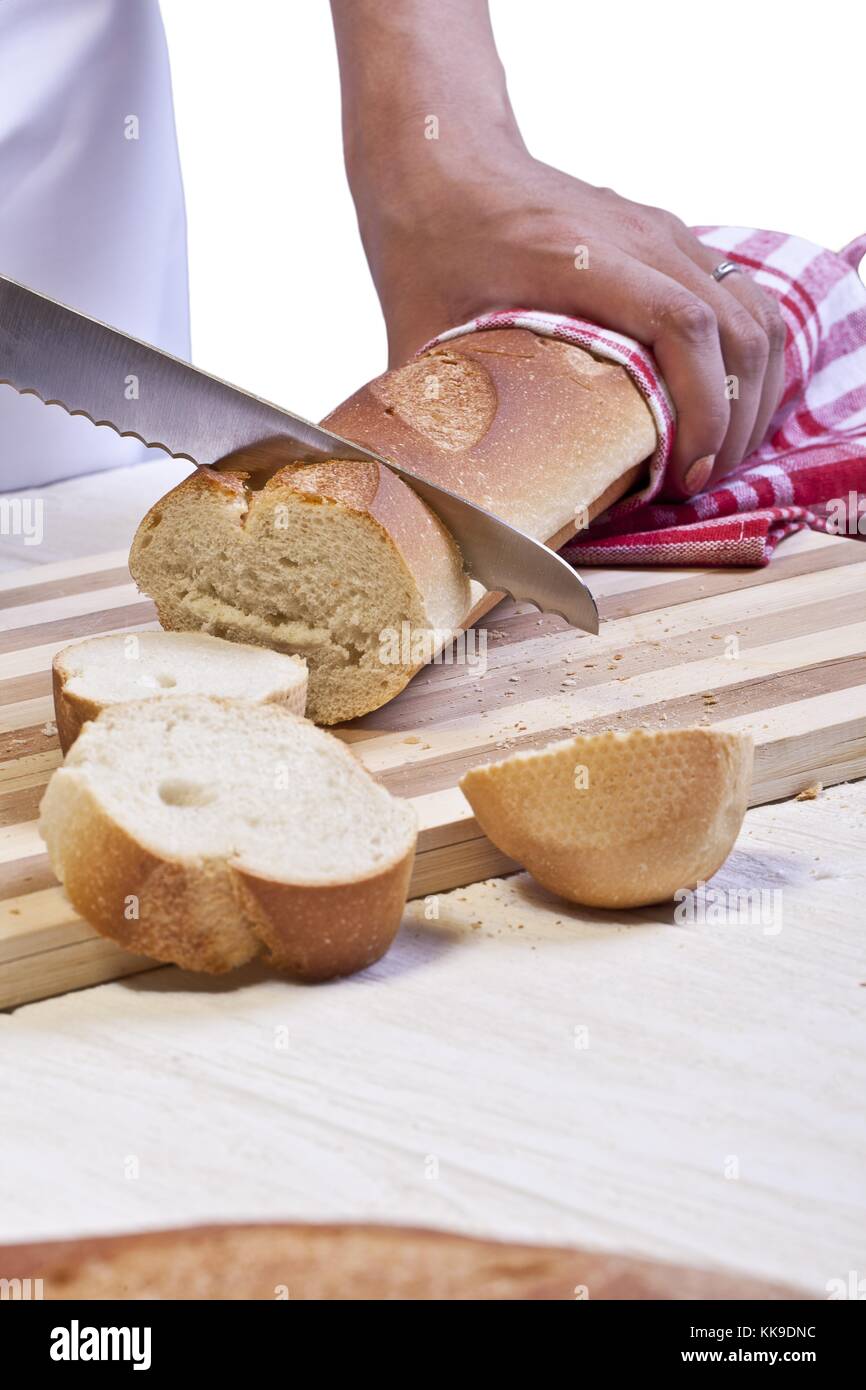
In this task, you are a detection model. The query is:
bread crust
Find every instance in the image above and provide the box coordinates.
[323,329,656,541]
[0,1220,805,1300]
[234,854,415,982]
[51,662,101,757]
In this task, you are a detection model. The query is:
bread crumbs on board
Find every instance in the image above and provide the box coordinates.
[796,782,823,801]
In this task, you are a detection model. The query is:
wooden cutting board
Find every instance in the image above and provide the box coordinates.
[2,527,865,1010]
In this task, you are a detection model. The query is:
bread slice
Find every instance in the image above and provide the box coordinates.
[0,1221,804,1300]
[129,462,470,725]
[38,696,417,980]
[460,728,753,909]
[129,329,656,724]
[52,631,308,753]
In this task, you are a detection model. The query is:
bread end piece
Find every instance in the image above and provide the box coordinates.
[460,728,754,909]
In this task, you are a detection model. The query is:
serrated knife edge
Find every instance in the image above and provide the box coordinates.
[0,274,599,633]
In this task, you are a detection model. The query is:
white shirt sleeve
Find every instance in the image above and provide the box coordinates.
[0,0,190,489]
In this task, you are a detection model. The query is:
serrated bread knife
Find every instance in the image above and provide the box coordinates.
[0,275,599,632]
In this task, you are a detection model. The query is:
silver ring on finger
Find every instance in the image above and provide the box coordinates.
[711,259,742,283]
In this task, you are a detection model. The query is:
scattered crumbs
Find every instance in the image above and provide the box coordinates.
[584,662,597,669]
[561,678,577,687]
[612,652,623,661]
[702,692,718,706]
[41,721,58,737]
[403,735,422,745]
[796,782,823,801]
[508,675,520,683]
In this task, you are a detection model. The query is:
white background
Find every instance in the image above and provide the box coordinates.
[160,0,863,420]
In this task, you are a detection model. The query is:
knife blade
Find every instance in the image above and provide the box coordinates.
[0,275,599,632]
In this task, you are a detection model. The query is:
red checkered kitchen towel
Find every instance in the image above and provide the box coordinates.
[427,228,866,566]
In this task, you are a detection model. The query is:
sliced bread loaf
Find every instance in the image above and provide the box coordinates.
[129,329,656,724]
[39,696,417,980]
[52,631,307,753]
[460,728,754,909]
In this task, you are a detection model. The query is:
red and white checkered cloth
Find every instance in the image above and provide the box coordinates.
[425,228,866,566]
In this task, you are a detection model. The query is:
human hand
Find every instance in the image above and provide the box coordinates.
[331,1,786,498]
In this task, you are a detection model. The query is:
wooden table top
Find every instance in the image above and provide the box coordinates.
[1,462,864,1294]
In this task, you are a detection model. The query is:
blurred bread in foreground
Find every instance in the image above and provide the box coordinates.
[0,1220,804,1300]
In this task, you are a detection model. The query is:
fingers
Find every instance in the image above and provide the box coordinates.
[676,236,787,476]
[649,285,731,497]
[568,239,786,496]
[644,249,770,485]
[537,244,731,497]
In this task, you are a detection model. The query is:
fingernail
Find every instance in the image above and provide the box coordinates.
[684,455,715,495]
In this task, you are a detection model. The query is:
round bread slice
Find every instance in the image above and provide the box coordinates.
[52,631,308,753]
[460,728,753,909]
[39,696,417,980]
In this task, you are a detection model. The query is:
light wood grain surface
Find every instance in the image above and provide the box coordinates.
[1,462,864,1294]
[4,523,866,1008]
